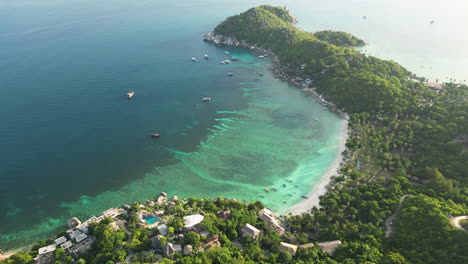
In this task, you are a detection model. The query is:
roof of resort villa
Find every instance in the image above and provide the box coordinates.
[318,240,342,255]
[38,245,56,255]
[240,223,261,238]
[299,243,315,249]
[69,230,82,240]
[258,208,285,235]
[60,241,73,250]
[75,233,88,243]
[102,208,124,218]
[424,82,444,89]
[280,242,298,256]
[158,224,168,236]
[54,236,67,245]
[183,214,204,228]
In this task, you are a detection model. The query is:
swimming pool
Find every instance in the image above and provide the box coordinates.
[143,215,160,225]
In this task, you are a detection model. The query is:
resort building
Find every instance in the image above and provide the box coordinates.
[67,217,81,229]
[240,223,261,239]
[152,234,164,248]
[205,234,221,248]
[35,246,55,264]
[318,240,342,255]
[107,222,120,231]
[157,224,168,236]
[183,214,204,229]
[69,230,82,240]
[174,244,182,253]
[70,237,96,255]
[216,210,231,220]
[60,241,73,250]
[80,215,105,233]
[299,243,315,249]
[279,242,298,256]
[163,243,175,256]
[75,233,88,243]
[258,208,285,236]
[38,245,55,255]
[102,208,124,218]
[183,245,193,255]
[54,236,67,245]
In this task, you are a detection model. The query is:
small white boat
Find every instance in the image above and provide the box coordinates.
[202,97,212,102]
[264,187,270,193]
[259,55,265,59]
[224,60,231,64]
[127,91,135,99]
[227,72,233,76]
[192,57,197,62]
[220,61,225,64]
[224,51,230,55]
[204,54,209,59]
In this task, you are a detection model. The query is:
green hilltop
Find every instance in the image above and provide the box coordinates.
[209,5,468,264]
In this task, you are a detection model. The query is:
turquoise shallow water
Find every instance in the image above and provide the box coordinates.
[0,0,345,249]
[1,0,465,250]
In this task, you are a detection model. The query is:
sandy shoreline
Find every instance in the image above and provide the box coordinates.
[285,118,348,215]
[0,247,30,261]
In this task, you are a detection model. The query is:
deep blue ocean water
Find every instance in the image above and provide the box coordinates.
[0,0,346,248]
[1,0,466,250]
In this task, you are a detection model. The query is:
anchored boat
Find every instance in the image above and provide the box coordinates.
[127,91,135,99]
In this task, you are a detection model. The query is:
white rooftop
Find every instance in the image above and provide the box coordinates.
[259,208,273,216]
[60,241,73,249]
[183,214,204,228]
[244,223,260,233]
[54,236,67,245]
[174,244,182,252]
[70,230,82,239]
[75,233,88,243]
[158,224,168,236]
[102,208,123,218]
[38,245,56,255]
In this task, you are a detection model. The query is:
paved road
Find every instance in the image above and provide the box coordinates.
[450,215,468,231]
[384,194,412,237]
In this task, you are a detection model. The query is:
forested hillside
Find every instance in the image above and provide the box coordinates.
[2,5,467,264]
[211,5,468,263]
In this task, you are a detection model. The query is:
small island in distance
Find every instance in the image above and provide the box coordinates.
[1,5,467,264]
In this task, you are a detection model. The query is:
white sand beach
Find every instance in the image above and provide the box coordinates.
[286,119,349,215]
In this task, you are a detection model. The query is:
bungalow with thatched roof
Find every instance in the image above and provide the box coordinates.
[318,240,342,255]
[240,223,261,239]
[280,242,297,256]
